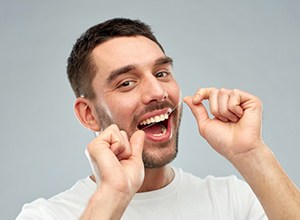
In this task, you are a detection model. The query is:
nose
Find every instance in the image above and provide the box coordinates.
[141,75,168,104]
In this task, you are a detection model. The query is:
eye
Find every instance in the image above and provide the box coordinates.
[155,71,169,78]
[121,81,133,87]
[116,80,136,89]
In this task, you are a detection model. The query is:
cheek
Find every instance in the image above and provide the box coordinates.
[108,95,139,122]
[167,83,181,103]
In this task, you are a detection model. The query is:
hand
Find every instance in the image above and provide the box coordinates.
[87,124,145,198]
[184,88,300,220]
[183,88,264,161]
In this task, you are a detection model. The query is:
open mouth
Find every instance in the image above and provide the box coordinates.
[138,111,170,137]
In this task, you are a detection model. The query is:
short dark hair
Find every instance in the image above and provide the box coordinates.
[67,18,165,99]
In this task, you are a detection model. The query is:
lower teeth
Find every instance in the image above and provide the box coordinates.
[153,124,167,137]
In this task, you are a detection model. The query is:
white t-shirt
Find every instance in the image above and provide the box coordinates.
[16,168,267,220]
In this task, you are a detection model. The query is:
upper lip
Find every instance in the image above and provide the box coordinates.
[138,108,172,126]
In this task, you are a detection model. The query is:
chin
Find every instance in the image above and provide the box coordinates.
[142,135,179,169]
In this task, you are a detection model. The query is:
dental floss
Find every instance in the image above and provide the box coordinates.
[141,98,183,131]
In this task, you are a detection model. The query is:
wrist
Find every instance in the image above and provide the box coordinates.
[228,141,269,166]
[228,141,275,181]
[94,182,133,205]
[83,184,132,220]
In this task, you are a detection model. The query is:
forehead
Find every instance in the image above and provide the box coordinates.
[91,36,165,76]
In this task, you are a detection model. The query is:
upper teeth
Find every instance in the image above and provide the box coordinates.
[139,113,169,126]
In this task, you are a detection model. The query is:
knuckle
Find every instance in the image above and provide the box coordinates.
[210,108,220,117]
[211,87,218,94]
[254,97,263,111]
[232,88,240,93]
[219,88,228,94]
[114,144,125,155]
[258,99,263,108]
[196,88,206,97]
[219,108,228,116]
[196,87,203,93]
[109,124,119,131]
[254,96,261,104]
[231,89,240,96]
[228,102,236,111]
[113,136,124,149]
[87,142,97,157]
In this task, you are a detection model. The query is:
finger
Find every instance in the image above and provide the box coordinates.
[207,88,222,119]
[230,89,262,114]
[101,125,126,155]
[193,88,223,119]
[192,87,215,105]
[86,126,123,178]
[116,130,132,160]
[183,96,210,126]
[218,88,239,122]
[228,89,244,118]
[130,130,145,159]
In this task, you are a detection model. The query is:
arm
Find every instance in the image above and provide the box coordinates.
[81,125,145,220]
[184,88,300,220]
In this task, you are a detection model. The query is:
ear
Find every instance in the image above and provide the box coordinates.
[74,97,101,132]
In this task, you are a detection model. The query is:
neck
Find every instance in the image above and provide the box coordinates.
[137,165,174,192]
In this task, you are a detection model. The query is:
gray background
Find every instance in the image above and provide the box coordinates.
[1,0,299,219]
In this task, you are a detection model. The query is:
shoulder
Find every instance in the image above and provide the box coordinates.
[175,167,244,189]
[174,168,266,218]
[174,168,254,203]
[16,177,96,220]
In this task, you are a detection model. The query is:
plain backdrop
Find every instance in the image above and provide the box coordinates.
[1,0,299,219]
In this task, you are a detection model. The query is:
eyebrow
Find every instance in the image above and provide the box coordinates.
[154,56,173,67]
[105,56,173,84]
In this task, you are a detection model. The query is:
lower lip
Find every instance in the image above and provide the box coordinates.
[144,114,173,142]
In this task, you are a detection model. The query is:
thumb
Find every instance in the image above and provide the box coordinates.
[130,130,145,158]
[183,96,209,125]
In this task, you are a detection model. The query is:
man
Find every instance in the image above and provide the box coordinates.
[17,18,300,220]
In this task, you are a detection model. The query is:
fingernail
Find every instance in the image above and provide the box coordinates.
[192,94,201,104]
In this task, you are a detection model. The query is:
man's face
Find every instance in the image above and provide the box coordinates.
[90,36,182,168]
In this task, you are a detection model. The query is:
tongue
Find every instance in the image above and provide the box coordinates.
[143,123,166,135]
